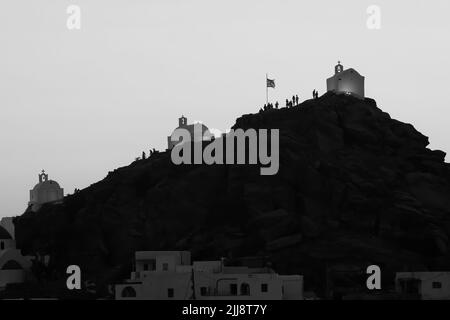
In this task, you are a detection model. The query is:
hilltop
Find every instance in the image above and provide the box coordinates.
[14,92,450,296]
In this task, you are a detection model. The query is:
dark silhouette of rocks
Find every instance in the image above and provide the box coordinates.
[13,92,450,297]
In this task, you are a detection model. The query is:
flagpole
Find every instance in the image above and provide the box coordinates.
[266,73,268,104]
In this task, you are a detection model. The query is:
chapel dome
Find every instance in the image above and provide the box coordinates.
[32,180,62,192]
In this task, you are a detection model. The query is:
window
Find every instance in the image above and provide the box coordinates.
[261,283,268,293]
[230,284,237,296]
[121,286,137,298]
[200,287,208,296]
[162,263,169,271]
[432,282,442,289]
[168,288,174,298]
[143,263,149,271]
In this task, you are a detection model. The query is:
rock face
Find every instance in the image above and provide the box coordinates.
[14,92,450,295]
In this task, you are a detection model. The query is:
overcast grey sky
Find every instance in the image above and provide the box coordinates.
[1,0,449,217]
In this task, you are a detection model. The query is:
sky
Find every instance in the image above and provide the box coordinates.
[0,0,449,217]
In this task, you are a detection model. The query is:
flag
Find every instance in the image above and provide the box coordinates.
[266,78,275,88]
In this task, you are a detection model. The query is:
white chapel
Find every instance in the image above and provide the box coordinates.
[326,61,365,98]
[28,170,64,212]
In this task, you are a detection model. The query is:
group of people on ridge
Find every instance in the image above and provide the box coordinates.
[286,94,300,108]
[137,148,158,161]
[260,89,319,113]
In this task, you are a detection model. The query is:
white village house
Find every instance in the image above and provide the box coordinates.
[0,224,32,289]
[115,251,303,300]
[0,217,15,241]
[396,272,450,300]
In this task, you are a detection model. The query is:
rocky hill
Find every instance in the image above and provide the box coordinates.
[14,92,450,296]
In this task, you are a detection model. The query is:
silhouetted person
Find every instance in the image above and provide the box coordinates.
[292,95,295,105]
[275,101,279,109]
[285,99,289,108]
[315,90,319,99]
[295,95,299,105]
[312,89,316,99]
[142,151,146,160]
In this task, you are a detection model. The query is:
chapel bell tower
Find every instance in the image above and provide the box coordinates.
[335,61,344,74]
[179,115,187,127]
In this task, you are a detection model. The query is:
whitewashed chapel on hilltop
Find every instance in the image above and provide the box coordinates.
[326,61,365,98]
[28,170,64,212]
[167,116,211,150]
